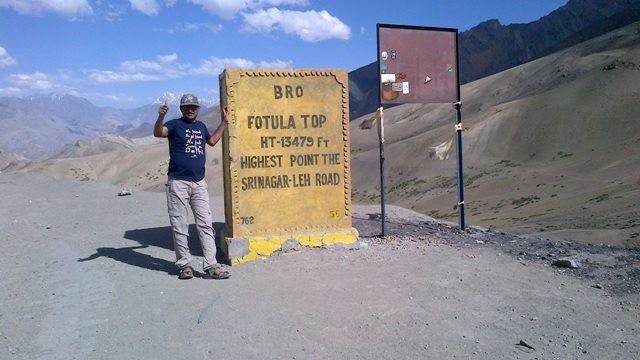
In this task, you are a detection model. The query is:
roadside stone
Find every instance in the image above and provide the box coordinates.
[227,237,250,259]
[118,188,132,196]
[281,239,301,253]
[553,258,580,268]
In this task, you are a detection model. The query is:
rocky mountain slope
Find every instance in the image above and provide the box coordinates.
[459,0,640,83]
[349,21,640,247]
[0,93,214,160]
[349,0,640,119]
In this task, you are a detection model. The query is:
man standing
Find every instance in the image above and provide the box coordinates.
[154,93,230,280]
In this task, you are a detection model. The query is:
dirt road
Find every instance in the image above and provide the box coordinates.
[1,173,638,359]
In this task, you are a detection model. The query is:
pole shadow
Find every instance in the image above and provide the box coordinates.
[351,212,384,238]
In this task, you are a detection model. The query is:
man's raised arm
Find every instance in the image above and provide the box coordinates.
[207,107,228,146]
[154,101,169,138]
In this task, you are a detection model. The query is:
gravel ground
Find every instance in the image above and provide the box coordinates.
[1,172,638,359]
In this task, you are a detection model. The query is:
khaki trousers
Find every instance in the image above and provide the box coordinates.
[165,178,217,271]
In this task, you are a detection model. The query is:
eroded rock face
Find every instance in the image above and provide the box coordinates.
[348,0,640,120]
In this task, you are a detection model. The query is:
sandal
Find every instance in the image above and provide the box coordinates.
[203,265,231,280]
[179,266,194,280]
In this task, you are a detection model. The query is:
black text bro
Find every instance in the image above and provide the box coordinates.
[274,85,303,99]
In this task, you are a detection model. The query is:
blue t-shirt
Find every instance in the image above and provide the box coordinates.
[165,118,211,181]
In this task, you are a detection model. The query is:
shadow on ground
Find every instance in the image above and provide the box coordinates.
[77,222,228,274]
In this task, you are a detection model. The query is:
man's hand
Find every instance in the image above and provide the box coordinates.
[221,106,228,125]
[159,100,169,117]
[208,106,228,146]
[154,100,170,138]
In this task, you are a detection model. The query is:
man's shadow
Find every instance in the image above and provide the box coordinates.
[78,222,228,275]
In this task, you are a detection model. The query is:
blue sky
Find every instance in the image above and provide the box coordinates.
[0,0,567,109]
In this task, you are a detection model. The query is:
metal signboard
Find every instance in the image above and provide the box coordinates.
[377,24,459,104]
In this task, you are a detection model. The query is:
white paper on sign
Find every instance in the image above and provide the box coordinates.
[380,74,396,83]
[376,107,385,143]
[402,82,409,94]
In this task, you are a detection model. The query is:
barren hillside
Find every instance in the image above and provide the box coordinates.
[10,22,640,248]
[350,21,640,247]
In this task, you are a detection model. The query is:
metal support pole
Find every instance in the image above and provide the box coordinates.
[377,107,386,237]
[454,102,465,230]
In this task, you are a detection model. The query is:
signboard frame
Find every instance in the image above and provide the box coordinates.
[375,24,466,231]
[377,23,460,105]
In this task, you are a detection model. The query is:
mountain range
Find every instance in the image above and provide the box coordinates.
[10,16,640,247]
[3,0,640,162]
[351,18,640,247]
[2,0,640,248]
[349,0,640,119]
[0,92,216,160]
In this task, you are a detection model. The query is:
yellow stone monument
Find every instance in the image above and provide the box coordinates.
[219,69,358,265]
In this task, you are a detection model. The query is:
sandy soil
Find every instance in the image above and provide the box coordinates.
[1,172,638,359]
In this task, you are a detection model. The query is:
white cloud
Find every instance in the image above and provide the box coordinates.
[242,8,350,42]
[187,0,308,19]
[0,86,22,97]
[246,0,309,10]
[87,70,162,83]
[158,53,179,63]
[121,59,164,73]
[192,56,291,75]
[69,89,137,104]
[188,0,246,19]
[86,55,172,84]
[0,70,76,97]
[7,72,54,90]
[0,0,93,17]
[161,22,223,34]
[85,53,291,84]
[96,1,126,21]
[183,1,349,42]
[129,0,160,16]
[0,46,17,67]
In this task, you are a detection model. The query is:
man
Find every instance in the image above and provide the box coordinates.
[154,93,230,280]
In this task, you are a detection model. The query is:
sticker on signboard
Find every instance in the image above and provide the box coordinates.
[396,72,407,80]
[380,73,396,83]
[381,82,399,101]
[381,51,388,60]
[380,63,388,72]
[391,82,403,92]
[391,50,397,60]
[402,82,409,94]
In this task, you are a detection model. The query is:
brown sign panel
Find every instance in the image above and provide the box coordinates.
[377,24,459,104]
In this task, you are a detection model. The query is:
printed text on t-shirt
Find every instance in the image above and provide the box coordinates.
[185,129,204,157]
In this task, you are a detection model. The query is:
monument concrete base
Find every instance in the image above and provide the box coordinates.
[221,228,359,265]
